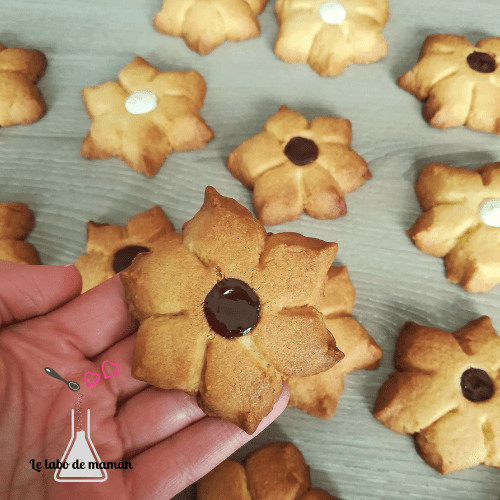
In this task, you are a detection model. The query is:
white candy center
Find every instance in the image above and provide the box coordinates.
[319,1,346,24]
[124,91,157,115]
[479,199,500,227]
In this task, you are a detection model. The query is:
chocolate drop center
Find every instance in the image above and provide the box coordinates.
[466,51,496,73]
[112,245,150,273]
[460,367,494,402]
[284,136,319,166]
[204,278,260,339]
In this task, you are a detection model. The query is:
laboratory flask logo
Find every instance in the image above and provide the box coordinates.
[54,408,108,482]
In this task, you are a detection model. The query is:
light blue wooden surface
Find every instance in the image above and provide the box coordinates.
[1,1,500,498]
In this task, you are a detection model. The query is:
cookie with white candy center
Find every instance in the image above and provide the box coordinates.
[274,0,389,76]
[408,162,500,293]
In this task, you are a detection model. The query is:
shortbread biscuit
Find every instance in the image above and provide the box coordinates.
[0,202,40,264]
[408,162,500,293]
[374,317,500,475]
[81,56,214,177]
[154,0,268,55]
[274,0,389,76]
[197,442,339,500]
[121,186,344,433]
[227,106,371,225]
[398,35,500,134]
[0,43,47,126]
[74,206,178,293]
[287,266,382,418]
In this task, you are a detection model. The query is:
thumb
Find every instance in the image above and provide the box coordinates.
[0,261,82,328]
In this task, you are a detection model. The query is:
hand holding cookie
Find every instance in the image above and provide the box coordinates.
[121,187,344,433]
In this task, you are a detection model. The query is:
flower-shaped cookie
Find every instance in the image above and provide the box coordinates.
[121,187,344,433]
[399,35,500,134]
[81,56,214,177]
[154,0,268,55]
[374,317,500,474]
[274,0,389,76]
[74,206,178,293]
[0,43,47,126]
[227,106,371,225]
[197,442,339,500]
[408,162,500,293]
[0,203,40,265]
[287,266,382,418]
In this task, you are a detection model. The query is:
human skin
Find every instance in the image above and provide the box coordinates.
[0,261,289,500]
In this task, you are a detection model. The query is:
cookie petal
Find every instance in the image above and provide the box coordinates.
[422,73,476,129]
[319,266,355,317]
[0,72,45,126]
[252,164,303,225]
[419,34,472,58]
[118,56,159,91]
[121,237,219,319]
[151,71,207,107]
[467,81,500,134]
[414,163,483,212]
[395,322,467,373]
[74,252,114,294]
[300,164,347,219]
[0,47,46,83]
[445,224,500,293]
[407,203,478,258]
[209,0,260,41]
[265,106,309,142]
[182,187,268,277]
[316,143,371,194]
[0,240,40,265]
[308,24,352,76]
[287,364,345,419]
[0,202,34,240]
[258,231,338,307]
[475,37,500,56]
[344,13,388,63]
[198,334,282,434]
[81,81,127,119]
[245,442,311,500]
[374,371,460,434]
[453,317,500,369]
[309,116,352,146]
[252,306,343,377]
[398,53,461,101]
[227,131,287,188]
[197,461,252,500]
[182,2,227,54]
[415,405,488,474]
[274,10,324,64]
[288,316,382,419]
[153,0,198,37]
[132,314,210,393]
[326,316,382,372]
[126,206,175,240]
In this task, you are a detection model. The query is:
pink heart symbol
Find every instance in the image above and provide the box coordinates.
[84,371,100,387]
[102,360,121,379]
